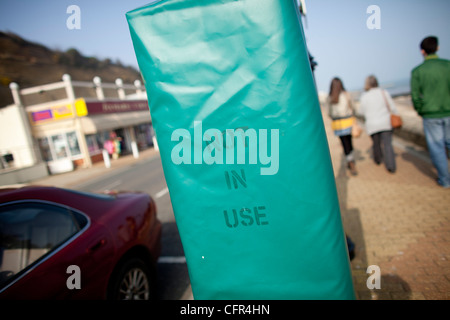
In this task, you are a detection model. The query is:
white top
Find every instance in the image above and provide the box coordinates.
[359,88,398,136]
[328,92,354,120]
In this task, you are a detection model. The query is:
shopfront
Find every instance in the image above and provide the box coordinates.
[27,98,152,174]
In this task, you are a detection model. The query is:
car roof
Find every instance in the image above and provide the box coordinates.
[0,186,117,218]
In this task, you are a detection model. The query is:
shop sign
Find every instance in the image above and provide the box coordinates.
[84,100,149,115]
[29,99,148,125]
[30,103,75,124]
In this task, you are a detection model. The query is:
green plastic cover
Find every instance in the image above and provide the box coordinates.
[126,0,355,300]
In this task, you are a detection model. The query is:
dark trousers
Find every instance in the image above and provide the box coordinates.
[371,130,396,172]
[339,135,354,162]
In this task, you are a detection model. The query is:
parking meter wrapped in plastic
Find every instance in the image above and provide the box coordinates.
[127,0,355,299]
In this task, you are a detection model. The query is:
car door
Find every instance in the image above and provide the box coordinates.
[0,200,89,299]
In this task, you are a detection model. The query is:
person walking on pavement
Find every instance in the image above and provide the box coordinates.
[113,136,122,160]
[104,138,115,158]
[411,36,450,188]
[327,77,358,176]
[359,75,398,173]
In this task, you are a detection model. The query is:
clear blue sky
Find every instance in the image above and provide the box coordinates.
[303,0,450,92]
[1,0,449,93]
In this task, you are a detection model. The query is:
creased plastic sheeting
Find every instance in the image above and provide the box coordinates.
[126,0,355,300]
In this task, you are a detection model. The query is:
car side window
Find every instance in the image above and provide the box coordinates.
[0,202,88,289]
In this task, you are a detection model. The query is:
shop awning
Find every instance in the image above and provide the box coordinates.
[80,110,151,134]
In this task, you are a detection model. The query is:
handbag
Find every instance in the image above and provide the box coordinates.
[346,92,362,138]
[382,90,402,129]
[390,114,403,129]
[351,119,362,138]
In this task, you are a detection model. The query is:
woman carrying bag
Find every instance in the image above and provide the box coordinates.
[359,75,399,173]
[328,77,358,176]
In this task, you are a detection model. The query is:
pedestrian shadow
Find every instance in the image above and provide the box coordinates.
[400,149,436,182]
[354,148,366,162]
[380,274,412,300]
[363,273,412,300]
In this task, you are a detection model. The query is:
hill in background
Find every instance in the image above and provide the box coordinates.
[0,31,142,108]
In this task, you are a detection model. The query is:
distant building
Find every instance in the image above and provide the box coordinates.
[0,74,153,184]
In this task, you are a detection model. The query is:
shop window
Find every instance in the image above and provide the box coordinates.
[38,131,82,162]
[86,134,100,155]
[66,132,81,156]
[134,123,153,148]
[38,137,53,162]
[51,134,68,159]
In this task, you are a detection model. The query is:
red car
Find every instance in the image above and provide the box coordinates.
[0,186,161,300]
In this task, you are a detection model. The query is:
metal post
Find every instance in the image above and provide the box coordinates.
[102,149,111,168]
[131,141,139,159]
[128,127,139,159]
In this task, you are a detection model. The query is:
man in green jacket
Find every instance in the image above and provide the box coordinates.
[411,36,450,188]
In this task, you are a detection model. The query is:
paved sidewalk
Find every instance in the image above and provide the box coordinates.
[322,102,450,300]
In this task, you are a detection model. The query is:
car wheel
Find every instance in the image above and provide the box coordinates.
[108,258,155,300]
